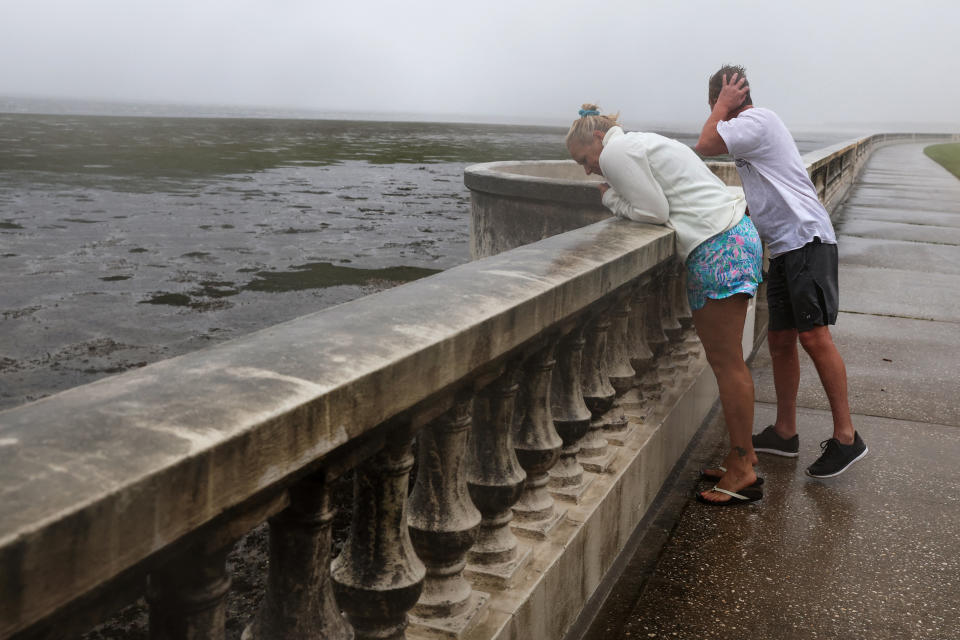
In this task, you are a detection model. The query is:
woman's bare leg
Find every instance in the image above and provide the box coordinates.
[691,294,758,503]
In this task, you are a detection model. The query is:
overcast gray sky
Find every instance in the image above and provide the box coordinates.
[2,0,958,130]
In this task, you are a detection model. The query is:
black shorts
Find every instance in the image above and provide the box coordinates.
[767,238,839,332]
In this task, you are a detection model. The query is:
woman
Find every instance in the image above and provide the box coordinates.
[567,104,762,505]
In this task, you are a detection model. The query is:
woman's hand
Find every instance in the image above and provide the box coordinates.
[598,182,610,195]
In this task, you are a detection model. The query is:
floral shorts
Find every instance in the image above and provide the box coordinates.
[685,215,763,311]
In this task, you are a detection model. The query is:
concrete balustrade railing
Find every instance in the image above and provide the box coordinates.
[3,131,957,640]
[2,210,688,640]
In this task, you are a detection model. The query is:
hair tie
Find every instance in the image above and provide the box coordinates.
[579,108,600,117]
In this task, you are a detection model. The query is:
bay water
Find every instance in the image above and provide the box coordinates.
[0,108,845,410]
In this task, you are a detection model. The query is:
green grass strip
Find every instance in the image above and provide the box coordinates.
[923,142,960,180]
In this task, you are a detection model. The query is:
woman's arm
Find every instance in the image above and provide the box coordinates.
[598,143,670,224]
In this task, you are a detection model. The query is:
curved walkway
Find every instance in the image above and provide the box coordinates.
[585,143,960,640]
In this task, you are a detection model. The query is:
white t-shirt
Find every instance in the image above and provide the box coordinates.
[599,127,746,261]
[716,107,836,258]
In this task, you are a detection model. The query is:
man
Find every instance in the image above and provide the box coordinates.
[694,65,868,478]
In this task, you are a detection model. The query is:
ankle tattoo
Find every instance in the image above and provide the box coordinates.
[735,446,748,458]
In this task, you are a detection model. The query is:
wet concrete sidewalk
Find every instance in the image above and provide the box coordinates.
[583,143,960,640]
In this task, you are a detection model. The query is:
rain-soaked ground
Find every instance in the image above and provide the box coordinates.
[0,110,847,411]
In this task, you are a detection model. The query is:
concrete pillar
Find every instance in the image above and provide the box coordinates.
[674,267,701,372]
[466,365,529,586]
[512,343,565,539]
[331,432,425,640]
[602,293,636,445]
[603,294,637,394]
[628,278,655,377]
[578,312,616,473]
[674,263,694,330]
[408,393,488,634]
[641,279,666,402]
[243,474,352,640]
[146,545,231,640]
[644,276,669,359]
[548,326,594,503]
[660,265,684,343]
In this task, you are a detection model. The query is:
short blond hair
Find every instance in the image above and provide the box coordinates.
[565,103,621,147]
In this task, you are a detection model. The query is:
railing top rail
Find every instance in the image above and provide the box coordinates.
[0,216,672,635]
[801,136,866,169]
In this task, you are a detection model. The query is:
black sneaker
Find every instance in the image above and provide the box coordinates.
[806,432,869,478]
[752,425,799,457]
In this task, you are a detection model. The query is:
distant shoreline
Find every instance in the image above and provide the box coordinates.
[8,93,950,136]
[0,94,577,129]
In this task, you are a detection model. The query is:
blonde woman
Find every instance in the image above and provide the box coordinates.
[567,104,763,505]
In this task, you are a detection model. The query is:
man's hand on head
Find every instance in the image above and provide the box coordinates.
[696,72,748,156]
[715,73,749,117]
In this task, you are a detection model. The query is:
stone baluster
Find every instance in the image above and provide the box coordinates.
[604,293,637,394]
[658,266,684,385]
[672,264,700,373]
[512,343,566,539]
[659,260,686,386]
[601,292,636,445]
[244,474,352,640]
[620,279,656,425]
[659,264,684,344]
[628,277,655,377]
[407,393,489,635]
[644,275,669,359]
[548,326,595,503]
[674,262,694,331]
[578,312,617,473]
[332,430,425,640]
[641,277,667,403]
[147,544,232,640]
[465,364,530,587]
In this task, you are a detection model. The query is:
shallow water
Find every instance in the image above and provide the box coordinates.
[0,111,845,409]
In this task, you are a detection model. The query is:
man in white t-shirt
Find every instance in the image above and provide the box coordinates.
[694,65,868,479]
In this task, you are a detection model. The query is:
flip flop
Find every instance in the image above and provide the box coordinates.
[696,485,763,506]
[698,466,764,486]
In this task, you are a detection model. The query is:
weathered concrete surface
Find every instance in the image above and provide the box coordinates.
[585,142,960,640]
[0,219,673,638]
[840,204,960,229]
[839,266,960,321]
[835,235,960,274]
[839,218,960,245]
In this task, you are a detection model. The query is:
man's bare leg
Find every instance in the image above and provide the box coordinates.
[767,328,800,439]
[798,325,855,444]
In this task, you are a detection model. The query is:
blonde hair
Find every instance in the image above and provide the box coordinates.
[565,103,621,147]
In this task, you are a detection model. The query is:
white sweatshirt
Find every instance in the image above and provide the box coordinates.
[599,126,746,261]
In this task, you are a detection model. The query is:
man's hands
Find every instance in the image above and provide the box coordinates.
[598,182,610,196]
[714,73,749,118]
